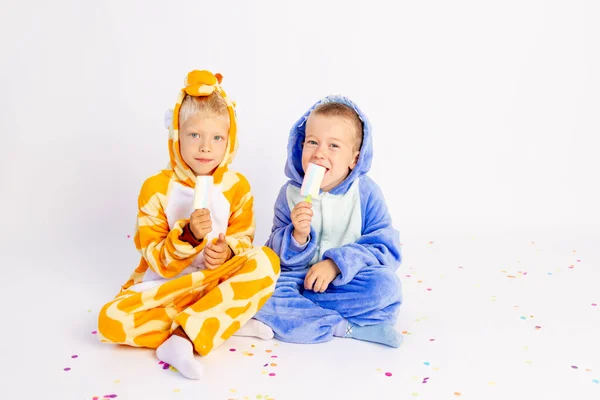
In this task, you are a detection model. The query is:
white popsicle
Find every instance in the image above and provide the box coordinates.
[193,176,212,209]
[300,163,326,202]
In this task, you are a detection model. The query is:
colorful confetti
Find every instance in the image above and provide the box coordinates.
[454,392,462,396]
[229,348,237,352]
[535,326,542,330]
[572,366,578,369]
[91,331,97,335]
[71,355,78,358]
[385,372,393,377]
[424,362,430,366]
[63,367,71,371]
[268,373,276,377]
[593,379,599,384]
[592,303,597,307]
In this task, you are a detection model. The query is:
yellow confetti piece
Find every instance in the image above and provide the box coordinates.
[488,381,496,385]
[114,380,120,384]
[261,371,267,375]
[454,392,462,396]
[526,360,533,364]
[412,376,419,380]
[376,368,382,372]
[230,389,237,393]
[433,367,440,371]
[251,344,256,348]
[174,388,180,392]
[412,393,419,397]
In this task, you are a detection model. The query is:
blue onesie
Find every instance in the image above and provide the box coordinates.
[255,96,403,347]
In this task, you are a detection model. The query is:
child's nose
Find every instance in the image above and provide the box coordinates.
[199,139,211,152]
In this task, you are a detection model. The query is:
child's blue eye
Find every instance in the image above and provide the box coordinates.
[190,133,199,139]
[214,135,223,141]
[330,143,339,148]
[306,140,318,146]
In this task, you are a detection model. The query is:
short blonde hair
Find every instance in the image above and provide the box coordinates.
[311,102,363,151]
[179,91,229,125]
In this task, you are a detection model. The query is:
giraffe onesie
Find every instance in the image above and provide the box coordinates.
[98,70,280,357]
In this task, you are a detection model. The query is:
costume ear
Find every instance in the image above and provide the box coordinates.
[164,109,174,130]
[215,73,223,84]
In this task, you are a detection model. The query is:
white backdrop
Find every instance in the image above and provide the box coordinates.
[1,0,599,286]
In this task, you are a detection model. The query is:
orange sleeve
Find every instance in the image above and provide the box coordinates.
[223,173,256,255]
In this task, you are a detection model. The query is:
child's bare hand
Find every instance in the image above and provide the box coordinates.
[304,259,340,293]
[190,209,212,241]
[291,201,313,244]
[204,233,232,270]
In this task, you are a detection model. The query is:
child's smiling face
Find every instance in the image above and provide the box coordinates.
[301,113,361,192]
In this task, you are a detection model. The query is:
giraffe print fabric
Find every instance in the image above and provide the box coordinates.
[97,70,280,356]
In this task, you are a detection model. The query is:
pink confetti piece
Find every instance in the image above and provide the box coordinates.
[269,373,276,377]
[429,339,436,342]
[63,367,71,371]
[91,331,97,335]
[71,355,78,359]
[263,363,269,367]
[535,326,542,330]
[592,303,597,307]
[127,235,131,239]
[270,355,278,358]
[385,372,393,377]
[458,266,464,269]
[229,348,236,352]
[426,288,432,291]
[577,260,581,262]
[103,395,118,399]
[572,365,579,369]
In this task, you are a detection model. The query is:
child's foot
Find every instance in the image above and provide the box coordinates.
[156,335,204,380]
[344,323,403,348]
[233,318,274,340]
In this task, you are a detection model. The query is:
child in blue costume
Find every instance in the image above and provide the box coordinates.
[251,95,403,347]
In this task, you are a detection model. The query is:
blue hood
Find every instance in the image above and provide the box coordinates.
[284,95,373,195]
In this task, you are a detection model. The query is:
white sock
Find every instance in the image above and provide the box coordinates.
[156,335,204,380]
[233,319,274,340]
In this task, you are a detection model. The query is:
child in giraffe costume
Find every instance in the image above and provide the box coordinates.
[98,70,280,380]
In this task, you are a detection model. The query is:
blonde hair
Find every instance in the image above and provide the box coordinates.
[311,102,363,151]
[179,91,229,125]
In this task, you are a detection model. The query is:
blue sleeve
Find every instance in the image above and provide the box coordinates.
[324,176,401,286]
[266,182,318,270]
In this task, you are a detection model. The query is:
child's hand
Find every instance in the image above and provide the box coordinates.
[291,201,313,244]
[190,209,212,241]
[204,233,233,270]
[304,259,340,293]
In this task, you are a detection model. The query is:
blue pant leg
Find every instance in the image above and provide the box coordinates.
[254,269,344,344]
[304,265,402,326]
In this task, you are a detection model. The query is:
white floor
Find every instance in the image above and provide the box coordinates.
[3,229,599,400]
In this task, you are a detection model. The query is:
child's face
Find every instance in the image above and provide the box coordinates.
[302,114,360,192]
[179,112,229,176]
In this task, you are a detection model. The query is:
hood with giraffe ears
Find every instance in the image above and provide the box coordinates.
[164,70,238,187]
